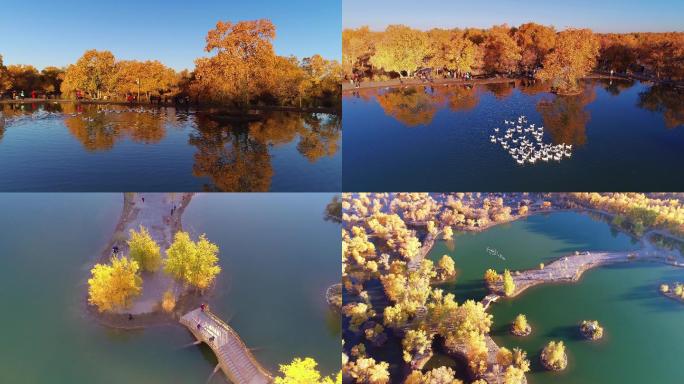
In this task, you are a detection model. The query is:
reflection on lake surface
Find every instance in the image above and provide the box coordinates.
[343,79,684,191]
[0,103,341,191]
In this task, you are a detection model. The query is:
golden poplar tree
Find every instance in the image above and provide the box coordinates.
[370,25,429,76]
[128,225,161,272]
[164,231,221,292]
[88,256,142,312]
[536,29,600,94]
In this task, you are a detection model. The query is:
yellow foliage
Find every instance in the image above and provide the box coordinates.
[503,269,516,296]
[164,231,221,292]
[88,256,142,312]
[274,357,337,384]
[128,225,161,272]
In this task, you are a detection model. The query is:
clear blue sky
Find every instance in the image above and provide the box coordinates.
[0,0,341,71]
[344,0,684,33]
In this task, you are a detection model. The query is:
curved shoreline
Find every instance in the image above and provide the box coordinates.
[402,207,682,383]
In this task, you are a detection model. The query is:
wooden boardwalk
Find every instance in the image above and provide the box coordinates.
[180,308,273,384]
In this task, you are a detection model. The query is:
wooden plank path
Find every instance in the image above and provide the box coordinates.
[180,308,273,384]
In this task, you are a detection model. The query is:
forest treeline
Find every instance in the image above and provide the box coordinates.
[343,23,684,93]
[0,19,341,108]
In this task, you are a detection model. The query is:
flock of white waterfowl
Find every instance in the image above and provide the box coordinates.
[490,115,573,165]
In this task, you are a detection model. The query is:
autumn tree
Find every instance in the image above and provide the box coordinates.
[6,64,41,93]
[114,60,177,100]
[370,25,429,77]
[437,255,456,281]
[88,255,142,312]
[127,225,161,272]
[343,26,375,76]
[346,357,390,384]
[402,329,431,363]
[0,55,9,93]
[193,19,276,106]
[503,366,526,384]
[61,50,117,98]
[536,29,599,94]
[503,269,515,296]
[514,23,556,71]
[427,29,478,75]
[275,357,339,384]
[511,313,531,336]
[406,367,463,384]
[164,231,221,292]
[300,54,342,108]
[40,66,65,95]
[540,340,568,371]
[638,34,684,80]
[484,25,521,74]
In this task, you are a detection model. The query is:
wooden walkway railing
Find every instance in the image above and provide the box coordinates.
[180,308,273,384]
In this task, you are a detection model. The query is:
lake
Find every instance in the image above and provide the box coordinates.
[343,79,684,191]
[0,193,340,383]
[425,211,684,383]
[0,103,341,191]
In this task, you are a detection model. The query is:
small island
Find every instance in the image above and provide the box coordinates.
[540,341,568,371]
[511,314,532,336]
[659,283,684,303]
[579,320,604,341]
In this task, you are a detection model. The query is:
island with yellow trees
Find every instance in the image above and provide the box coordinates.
[86,192,341,384]
[341,192,684,384]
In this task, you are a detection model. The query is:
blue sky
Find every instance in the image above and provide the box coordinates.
[0,0,341,70]
[344,0,684,33]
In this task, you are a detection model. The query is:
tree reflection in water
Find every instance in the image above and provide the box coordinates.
[536,83,596,146]
[190,112,340,191]
[638,84,684,129]
[483,81,515,99]
[442,85,480,112]
[63,104,166,151]
[598,78,636,96]
[375,86,441,127]
[190,114,273,192]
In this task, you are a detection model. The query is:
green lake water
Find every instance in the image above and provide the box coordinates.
[426,211,684,382]
[0,193,339,383]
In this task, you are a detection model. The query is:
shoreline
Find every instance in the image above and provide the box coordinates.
[341,72,678,92]
[0,98,340,114]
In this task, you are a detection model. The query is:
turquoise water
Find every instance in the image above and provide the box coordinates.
[423,211,684,382]
[0,193,339,383]
[428,211,640,301]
